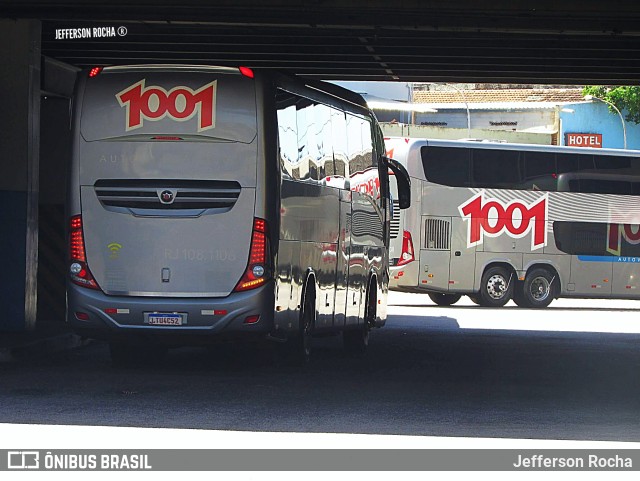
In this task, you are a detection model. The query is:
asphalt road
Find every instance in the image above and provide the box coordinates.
[1,293,639,442]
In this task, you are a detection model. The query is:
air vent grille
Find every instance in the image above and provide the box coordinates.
[424,217,450,250]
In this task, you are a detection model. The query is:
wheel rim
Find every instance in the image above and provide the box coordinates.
[529,276,550,302]
[486,274,508,300]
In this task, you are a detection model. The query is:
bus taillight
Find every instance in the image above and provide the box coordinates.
[397,230,415,266]
[88,67,103,78]
[69,215,100,290]
[239,66,255,78]
[234,218,271,292]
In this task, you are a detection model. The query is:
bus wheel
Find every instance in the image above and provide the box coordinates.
[344,285,374,356]
[512,281,527,307]
[428,293,462,306]
[284,287,315,364]
[478,266,514,307]
[468,295,481,305]
[521,268,557,308]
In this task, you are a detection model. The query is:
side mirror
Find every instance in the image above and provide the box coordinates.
[382,156,411,209]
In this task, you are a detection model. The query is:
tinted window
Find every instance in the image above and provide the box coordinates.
[296,102,315,181]
[314,103,335,179]
[569,179,632,195]
[472,149,521,187]
[276,101,298,180]
[422,146,471,187]
[594,155,631,171]
[557,153,594,174]
[331,109,348,188]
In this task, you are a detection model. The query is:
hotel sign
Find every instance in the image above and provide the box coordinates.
[565,133,603,148]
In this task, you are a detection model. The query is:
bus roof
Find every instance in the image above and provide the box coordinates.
[387,137,640,158]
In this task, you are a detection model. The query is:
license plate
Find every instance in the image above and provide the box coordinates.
[145,312,186,326]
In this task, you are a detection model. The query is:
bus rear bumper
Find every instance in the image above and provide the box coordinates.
[389,261,419,291]
[66,282,274,342]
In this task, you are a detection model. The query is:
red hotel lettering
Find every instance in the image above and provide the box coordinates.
[459,192,548,250]
[116,79,217,131]
[607,223,640,255]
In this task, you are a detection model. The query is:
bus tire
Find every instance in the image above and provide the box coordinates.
[468,295,481,305]
[282,285,316,365]
[344,283,374,356]
[521,268,557,308]
[512,281,527,307]
[428,293,462,306]
[478,266,514,307]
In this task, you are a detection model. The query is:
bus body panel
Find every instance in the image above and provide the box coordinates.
[80,185,255,296]
[74,68,260,298]
[570,256,613,296]
[613,261,640,297]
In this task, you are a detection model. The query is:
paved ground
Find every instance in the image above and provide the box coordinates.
[1,293,639,443]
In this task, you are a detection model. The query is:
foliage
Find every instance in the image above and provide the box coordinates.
[583,86,640,124]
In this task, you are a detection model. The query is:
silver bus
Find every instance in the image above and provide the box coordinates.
[66,65,410,363]
[386,137,640,308]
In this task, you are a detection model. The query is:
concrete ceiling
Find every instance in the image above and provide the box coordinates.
[3,0,640,84]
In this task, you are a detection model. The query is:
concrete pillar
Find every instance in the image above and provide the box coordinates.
[0,19,41,331]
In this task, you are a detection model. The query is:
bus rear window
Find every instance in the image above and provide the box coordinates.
[80,71,257,143]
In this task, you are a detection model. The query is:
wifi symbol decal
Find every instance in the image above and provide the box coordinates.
[107,243,123,258]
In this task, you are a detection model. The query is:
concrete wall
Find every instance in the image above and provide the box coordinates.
[381,123,554,145]
[416,109,556,133]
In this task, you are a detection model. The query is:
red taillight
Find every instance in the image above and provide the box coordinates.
[397,230,415,267]
[244,315,260,324]
[69,215,100,290]
[88,67,103,78]
[151,136,183,141]
[234,218,271,292]
[239,66,254,78]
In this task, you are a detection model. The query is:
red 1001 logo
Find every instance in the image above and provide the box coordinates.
[458,192,548,250]
[116,79,217,132]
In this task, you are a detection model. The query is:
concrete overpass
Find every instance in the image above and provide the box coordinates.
[3,0,640,83]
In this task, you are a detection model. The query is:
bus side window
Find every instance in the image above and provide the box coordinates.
[472,148,521,188]
[421,146,471,187]
[346,113,364,189]
[296,98,315,183]
[330,108,349,189]
[314,103,335,184]
[556,152,594,174]
[277,103,298,180]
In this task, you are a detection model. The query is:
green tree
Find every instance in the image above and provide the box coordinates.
[583,86,640,124]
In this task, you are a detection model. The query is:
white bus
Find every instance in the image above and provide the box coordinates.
[387,137,640,308]
[66,65,410,364]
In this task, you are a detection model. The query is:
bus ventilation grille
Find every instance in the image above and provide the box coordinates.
[94,179,241,213]
[390,199,401,239]
[424,218,450,250]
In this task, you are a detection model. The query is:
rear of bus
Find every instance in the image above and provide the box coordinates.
[67,65,274,342]
[385,138,419,291]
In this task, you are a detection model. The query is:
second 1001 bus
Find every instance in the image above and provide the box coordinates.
[387,138,640,308]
